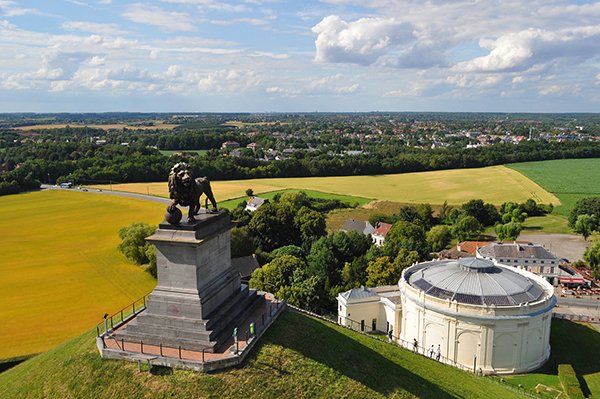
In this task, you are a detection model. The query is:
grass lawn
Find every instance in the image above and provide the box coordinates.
[219,189,373,210]
[90,165,559,207]
[0,190,161,360]
[521,214,572,234]
[0,310,524,399]
[159,149,208,157]
[508,158,600,216]
[504,319,600,398]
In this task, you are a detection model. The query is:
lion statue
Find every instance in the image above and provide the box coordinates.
[167,162,218,222]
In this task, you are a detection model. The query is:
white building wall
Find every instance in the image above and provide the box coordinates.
[398,266,555,374]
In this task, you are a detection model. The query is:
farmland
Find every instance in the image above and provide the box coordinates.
[90,165,559,207]
[0,190,161,360]
[13,123,179,131]
[159,149,208,157]
[508,158,600,216]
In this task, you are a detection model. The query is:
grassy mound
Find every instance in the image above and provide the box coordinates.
[0,311,524,399]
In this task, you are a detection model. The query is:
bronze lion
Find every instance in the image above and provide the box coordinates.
[167,162,218,222]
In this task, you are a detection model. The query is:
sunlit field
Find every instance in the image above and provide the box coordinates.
[0,190,161,360]
[91,165,559,207]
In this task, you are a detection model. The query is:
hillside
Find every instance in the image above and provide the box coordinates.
[0,311,524,399]
[90,165,559,207]
[0,190,161,360]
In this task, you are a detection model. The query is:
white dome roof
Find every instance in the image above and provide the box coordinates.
[404,258,545,306]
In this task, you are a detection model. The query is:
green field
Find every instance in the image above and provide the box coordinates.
[91,165,559,207]
[0,311,525,399]
[159,149,208,156]
[508,158,600,216]
[505,319,600,398]
[218,189,373,210]
[0,190,161,360]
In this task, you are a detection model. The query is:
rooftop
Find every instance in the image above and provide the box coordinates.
[478,243,558,260]
[404,258,547,307]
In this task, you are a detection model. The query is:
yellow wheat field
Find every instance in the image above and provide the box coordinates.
[0,190,162,359]
[91,165,560,206]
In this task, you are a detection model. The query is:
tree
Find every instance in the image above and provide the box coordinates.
[393,249,420,273]
[294,206,326,244]
[117,222,157,277]
[230,226,256,258]
[451,215,483,242]
[249,255,306,298]
[495,222,522,241]
[365,256,399,287]
[245,188,254,197]
[583,240,600,279]
[574,214,598,241]
[426,225,452,252]
[462,199,499,226]
[569,197,600,227]
[438,201,451,222]
[272,245,305,259]
[386,220,429,259]
[307,237,339,281]
[117,222,156,265]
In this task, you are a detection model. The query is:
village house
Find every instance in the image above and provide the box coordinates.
[372,222,393,246]
[245,196,265,212]
[340,219,374,237]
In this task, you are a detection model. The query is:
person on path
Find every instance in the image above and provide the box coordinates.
[388,329,393,343]
[436,344,441,361]
[429,345,435,358]
[413,338,418,352]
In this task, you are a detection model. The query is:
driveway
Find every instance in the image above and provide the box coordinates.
[518,233,591,261]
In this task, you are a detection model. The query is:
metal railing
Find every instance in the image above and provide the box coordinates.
[98,293,285,366]
[96,294,150,337]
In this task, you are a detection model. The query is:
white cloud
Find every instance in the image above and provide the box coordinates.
[312,15,414,65]
[455,26,600,72]
[122,3,197,32]
[197,69,261,93]
[0,1,41,17]
[62,21,130,36]
[163,0,249,13]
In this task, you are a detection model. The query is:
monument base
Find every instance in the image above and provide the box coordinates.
[112,209,264,352]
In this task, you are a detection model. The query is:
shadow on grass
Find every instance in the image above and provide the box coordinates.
[531,319,600,397]
[260,311,455,398]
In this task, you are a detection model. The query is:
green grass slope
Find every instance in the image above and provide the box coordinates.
[506,319,600,398]
[508,158,600,216]
[0,311,524,399]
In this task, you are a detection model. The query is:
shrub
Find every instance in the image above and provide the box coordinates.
[557,364,585,399]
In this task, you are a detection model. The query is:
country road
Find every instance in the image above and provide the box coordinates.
[41,184,172,205]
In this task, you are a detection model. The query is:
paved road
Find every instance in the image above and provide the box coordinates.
[41,184,172,205]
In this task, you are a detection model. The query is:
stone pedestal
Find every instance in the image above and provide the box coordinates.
[114,209,262,352]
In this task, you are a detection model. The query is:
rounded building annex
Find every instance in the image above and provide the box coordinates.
[338,258,556,374]
[401,257,556,374]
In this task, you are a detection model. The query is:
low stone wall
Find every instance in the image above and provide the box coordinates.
[97,300,286,372]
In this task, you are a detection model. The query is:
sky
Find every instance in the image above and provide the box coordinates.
[0,0,599,113]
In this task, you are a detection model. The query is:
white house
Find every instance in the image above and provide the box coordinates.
[372,222,393,246]
[245,196,265,212]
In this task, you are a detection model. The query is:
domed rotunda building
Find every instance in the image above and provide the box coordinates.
[399,258,555,374]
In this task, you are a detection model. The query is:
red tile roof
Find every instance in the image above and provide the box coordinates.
[373,222,393,237]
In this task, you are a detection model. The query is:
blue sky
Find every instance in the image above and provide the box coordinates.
[0,0,599,112]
